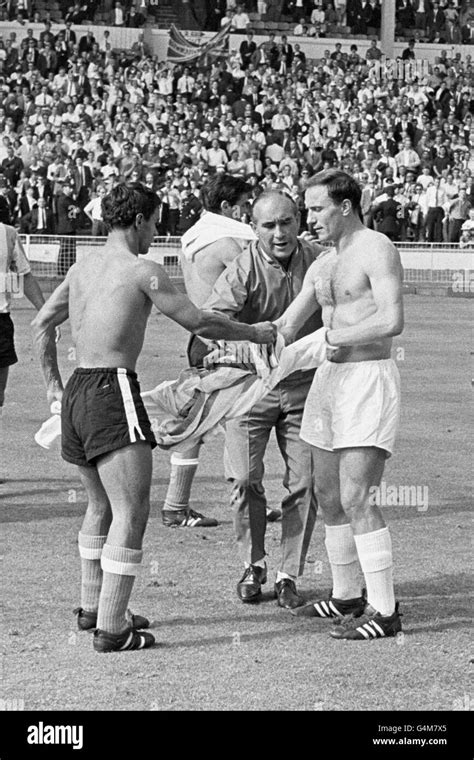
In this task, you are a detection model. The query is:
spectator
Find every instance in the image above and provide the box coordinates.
[159,178,181,236]
[55,180,81,275]
[1,144,23,186]
[365,38,382,61]
[113,2,125,26]
[238,31,255,73]
[460,208,474,246]
[232,3,250,29]
[177,185,202,234]
[207,138,228,169]
[244,147,263,178]
[373,185,401,241]
[397,0,416,31]
[227,149,247,176]
[293,17,307,35]
[19,195,54,233]
[395,138,422,173]
[447,187,472,242]
[413,0,433,32]
[402,39,416,60]
[425,176,447,241]
[431,1,447,41]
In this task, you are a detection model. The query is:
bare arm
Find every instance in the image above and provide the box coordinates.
[194,238,245,278]
[31,271,71,403]
[139,261,276,344]
[274,259,321,344]
[327,240,404,347]
[22,272,45,311]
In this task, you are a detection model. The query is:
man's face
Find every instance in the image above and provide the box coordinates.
[251,194,299,260]
[305,184,347,243]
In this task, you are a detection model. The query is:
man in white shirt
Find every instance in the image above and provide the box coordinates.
[416,166,435,190]
[311,6,325,25]
[406,82,429,108]
[35,85,53,109]
[293,18,306,35]
[265,139,285,164]
[244,148,263,178]
[395,138,421,173]
[0,223,46,482]
[84,185,108,236]
[221,9,235,27]
[207,138,228,168]
[232,4,250,29]
[176,67,195,100]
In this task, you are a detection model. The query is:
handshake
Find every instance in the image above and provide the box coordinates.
[251,321,278,344]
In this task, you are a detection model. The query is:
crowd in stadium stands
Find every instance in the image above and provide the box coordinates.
[0,16,472,250]
[214,0,474,44]
[0,0,156,27]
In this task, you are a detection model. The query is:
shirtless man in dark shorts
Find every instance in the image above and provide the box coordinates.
[32,183,276,653]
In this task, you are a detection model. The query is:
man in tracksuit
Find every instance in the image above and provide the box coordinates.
[204,190,324,608]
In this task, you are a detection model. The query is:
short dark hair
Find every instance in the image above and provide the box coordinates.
[102,182,160,230]
[306,169,362,215]
[200,173,251,214]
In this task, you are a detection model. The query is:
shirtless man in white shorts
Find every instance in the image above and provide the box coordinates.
[32,182,275,653]
[275,169,404,640]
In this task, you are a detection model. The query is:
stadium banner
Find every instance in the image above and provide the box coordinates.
[167,23,230,63]
[23,240,60,265]
[399,249,474,272]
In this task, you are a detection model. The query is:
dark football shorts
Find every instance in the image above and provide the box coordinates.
[0,313,18,369]
[61,367,157,467]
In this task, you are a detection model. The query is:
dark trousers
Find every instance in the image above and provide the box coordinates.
[167,209,179,236]
[425,207,444,242]
[449,218,464,243]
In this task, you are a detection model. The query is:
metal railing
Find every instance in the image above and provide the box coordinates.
[21,235,474,290]
[21,234,184,281]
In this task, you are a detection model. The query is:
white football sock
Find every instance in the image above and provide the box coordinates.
[354,527,395,616]
[324,523,361,599]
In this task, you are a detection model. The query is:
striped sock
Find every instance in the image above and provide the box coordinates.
[97,544,143,634]
[324,523,361,600]
[354,527,395,617]
[78,532,107,613]
[163,454,199,512]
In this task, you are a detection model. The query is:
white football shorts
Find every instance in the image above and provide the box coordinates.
[300,358,401,457]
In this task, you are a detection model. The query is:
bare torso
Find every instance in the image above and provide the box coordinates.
[69,246,152,370]
[313,229,393,362]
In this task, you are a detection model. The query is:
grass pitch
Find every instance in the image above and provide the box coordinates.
[2,295,472,712]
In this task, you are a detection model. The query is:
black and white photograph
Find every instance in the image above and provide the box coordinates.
[0,0,472,750]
